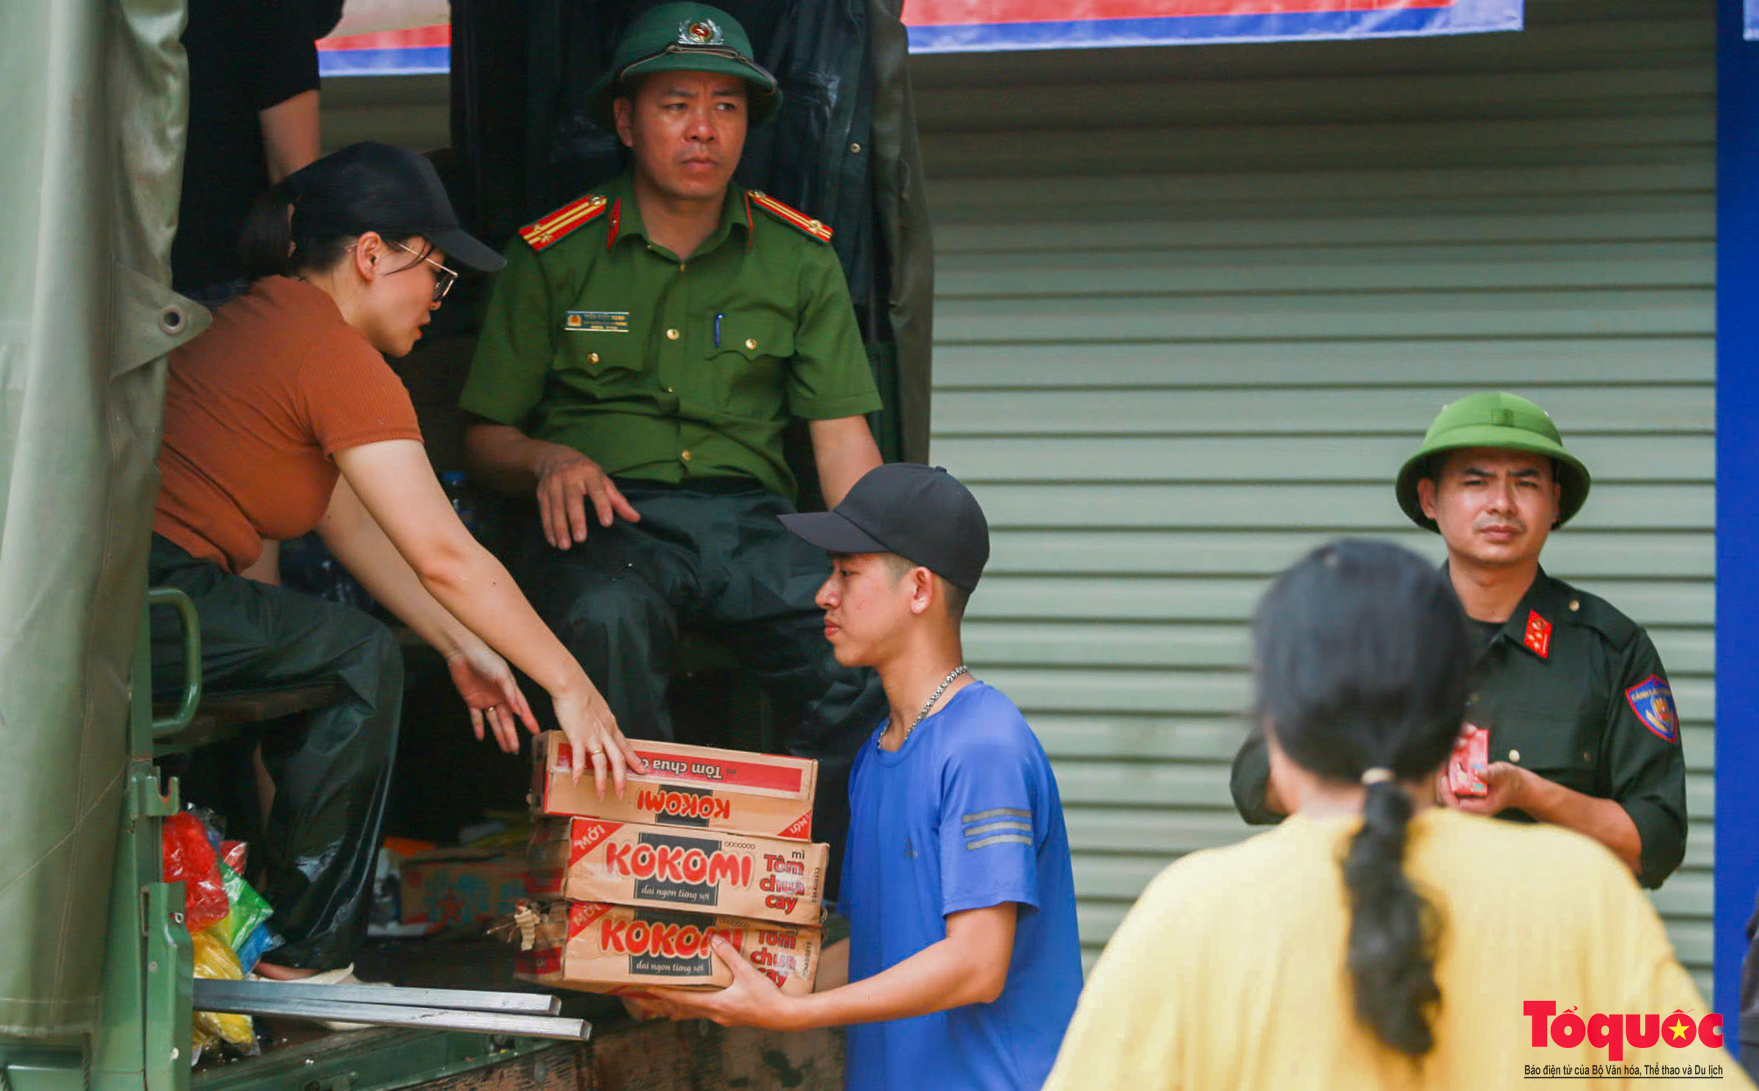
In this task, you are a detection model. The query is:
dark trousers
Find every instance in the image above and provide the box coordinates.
[148,535,401,970]
[522,484,887,895]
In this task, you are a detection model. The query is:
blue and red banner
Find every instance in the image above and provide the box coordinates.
[317,24,449,77]
[316,0,1524,76]
[902,0,1522,53]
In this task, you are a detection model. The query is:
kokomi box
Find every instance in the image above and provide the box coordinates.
[526,817,827,927]
[530,732,818,841]
[511,901,821,995]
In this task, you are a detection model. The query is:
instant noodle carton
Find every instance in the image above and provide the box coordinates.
[526,817,827,927]
[511,901,821,995]
[530,732,817,841]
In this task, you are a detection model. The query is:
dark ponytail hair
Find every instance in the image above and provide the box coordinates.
[239,179,342,280]
[1251,539,1471,1058]
[238,157,423,281]
[1344,777,1440,1055]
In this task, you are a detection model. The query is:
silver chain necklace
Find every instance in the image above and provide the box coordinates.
[903,665,970,742]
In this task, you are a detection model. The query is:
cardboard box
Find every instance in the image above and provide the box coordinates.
[512,901,821,995]
[526,817,827,926]
[400,848,527,928]
[531,732,817,841]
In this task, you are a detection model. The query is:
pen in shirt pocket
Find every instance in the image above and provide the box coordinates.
[713,313,723,348]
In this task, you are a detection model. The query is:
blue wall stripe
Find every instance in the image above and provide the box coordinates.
[1715,0,1758,1040]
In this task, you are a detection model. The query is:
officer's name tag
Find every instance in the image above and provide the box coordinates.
[564,310,630,333]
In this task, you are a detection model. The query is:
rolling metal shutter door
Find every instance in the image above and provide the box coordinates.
[911,0,1716,992]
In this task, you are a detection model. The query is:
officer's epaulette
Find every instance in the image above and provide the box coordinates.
[747,190,833,243]
[518,194,610,251]
[1550,576,1643,648]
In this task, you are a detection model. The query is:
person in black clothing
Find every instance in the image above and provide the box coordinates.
[174,0,323,306]
[1230,392,1688,889]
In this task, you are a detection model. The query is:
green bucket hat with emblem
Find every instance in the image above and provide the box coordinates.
[586,3,781,131]
[1395,391,1592,531]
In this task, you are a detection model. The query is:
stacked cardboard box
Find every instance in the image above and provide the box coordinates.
[515,732,828,995]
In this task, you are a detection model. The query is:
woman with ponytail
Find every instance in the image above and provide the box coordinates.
[1043,540,1742,1089]
[152,142,646,986]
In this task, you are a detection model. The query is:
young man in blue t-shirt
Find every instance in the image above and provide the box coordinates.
[642,463,1084,1091]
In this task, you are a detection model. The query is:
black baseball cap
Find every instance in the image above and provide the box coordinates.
[283,142,504,273]
[780,464,990,591]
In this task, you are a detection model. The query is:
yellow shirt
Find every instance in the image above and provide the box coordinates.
[1044,809,1749,1091]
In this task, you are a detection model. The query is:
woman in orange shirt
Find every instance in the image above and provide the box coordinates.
[152,142,643,982]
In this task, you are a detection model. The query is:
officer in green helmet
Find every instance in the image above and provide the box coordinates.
[459,3,886,879]
[1230,392,1687,888]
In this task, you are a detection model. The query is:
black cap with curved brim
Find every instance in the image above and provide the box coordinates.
[285,141,504,274]
[585,3,781,131]
[781,464,991,592]
[1394,391,1592,531]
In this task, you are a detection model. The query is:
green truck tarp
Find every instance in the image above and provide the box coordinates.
[0,0,207,1038]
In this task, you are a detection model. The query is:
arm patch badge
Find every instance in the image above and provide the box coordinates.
[1625,675,1679,744]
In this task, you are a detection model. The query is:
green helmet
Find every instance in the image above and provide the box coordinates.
[586,3,781,131]
[1394,391,1592,531]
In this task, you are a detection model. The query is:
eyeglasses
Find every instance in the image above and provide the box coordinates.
[391,240,459,303]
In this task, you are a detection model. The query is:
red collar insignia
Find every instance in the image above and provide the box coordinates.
[1523,609,1552,659]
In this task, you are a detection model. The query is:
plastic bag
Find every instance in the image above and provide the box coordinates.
[191,928,257,1058]
[216,861,272,947]
[215,860,281,972]
[235,921,281,972]
[162,812,229,933]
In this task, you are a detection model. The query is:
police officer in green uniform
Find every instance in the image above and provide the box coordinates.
[1230,392,1688,888]
[459,3,886,876]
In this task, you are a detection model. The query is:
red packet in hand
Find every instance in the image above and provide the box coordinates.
[1447,725,1489,797]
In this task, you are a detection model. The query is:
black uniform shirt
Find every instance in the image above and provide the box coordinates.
[1230,567,1688,888]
